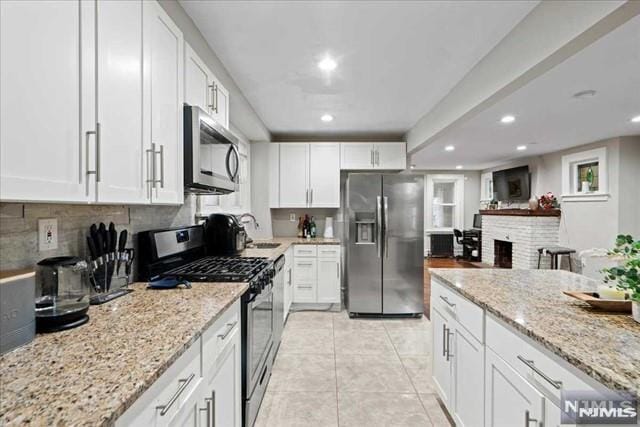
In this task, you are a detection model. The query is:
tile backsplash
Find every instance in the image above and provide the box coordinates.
[0,197,198,273]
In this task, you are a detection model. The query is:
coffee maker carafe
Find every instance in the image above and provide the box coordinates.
[35,256,90,332]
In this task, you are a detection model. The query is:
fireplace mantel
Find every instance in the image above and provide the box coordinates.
[480,209,561,217]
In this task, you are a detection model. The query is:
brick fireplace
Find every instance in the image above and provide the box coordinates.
[480,209,561,269]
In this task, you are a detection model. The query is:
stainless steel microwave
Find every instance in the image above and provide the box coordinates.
[183,104,239,194]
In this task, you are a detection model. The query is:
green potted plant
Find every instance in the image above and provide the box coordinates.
[602,234,640,323]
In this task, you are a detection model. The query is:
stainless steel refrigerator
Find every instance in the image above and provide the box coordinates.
[346,173,424,316]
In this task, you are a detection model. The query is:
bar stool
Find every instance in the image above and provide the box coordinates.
[537,246,576,271]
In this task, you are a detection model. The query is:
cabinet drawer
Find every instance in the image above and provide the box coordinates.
[317,245,340,258]
[431,278,484,343]
[202,300,240,376]
[486,315,599,401]
[294,245,317,257]
[293,283,316,303]
[294,258,317,282]
[117,338,201,426]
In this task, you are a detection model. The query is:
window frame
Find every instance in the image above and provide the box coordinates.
[561,147,609,202]
[425,174,465,232]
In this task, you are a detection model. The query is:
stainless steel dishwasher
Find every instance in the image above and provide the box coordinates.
[271,254,285,361]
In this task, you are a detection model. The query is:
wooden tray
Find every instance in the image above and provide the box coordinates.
[563,291,632,313]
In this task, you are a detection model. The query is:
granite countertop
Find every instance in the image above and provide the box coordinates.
[430,269,640,397]
[0,282,248,426]
[240,236,341,260]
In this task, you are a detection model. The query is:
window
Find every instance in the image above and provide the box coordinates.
[480,172,493,201]
[425,174,465,231]
[561,147,608,202]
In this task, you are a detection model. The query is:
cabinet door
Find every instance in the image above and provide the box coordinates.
[293,258,317,303]
[1,0,91,202]
[279,143,309,207]
[431,308,452,407]
[452,323,484,427]
[211,78,230,129]
[374,143,406,170]
[96,0,147,204]
[145,1,184,204]
[340,143,374,170]
[184,43,211,112]
[309,143,340,207]
[268,143,280,207]
[203,329,242,427]
[317,258,340,303]
[485,348,545,427]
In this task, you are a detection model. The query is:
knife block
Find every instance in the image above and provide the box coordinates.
[87,251,133,305]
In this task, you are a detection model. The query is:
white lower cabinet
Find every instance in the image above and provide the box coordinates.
[431,278,612,427]
[116,301,241,427]
[292,245,341,304]
[485,348,544,427]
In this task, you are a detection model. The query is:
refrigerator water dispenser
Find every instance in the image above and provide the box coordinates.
[355,213,376,244]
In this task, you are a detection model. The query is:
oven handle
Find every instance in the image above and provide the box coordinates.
[225,144,240,182]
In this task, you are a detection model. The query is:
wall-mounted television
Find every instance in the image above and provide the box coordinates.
[492,165,530,202]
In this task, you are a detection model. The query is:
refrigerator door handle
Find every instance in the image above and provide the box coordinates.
[376,196,382,258]
[383,196,389,258]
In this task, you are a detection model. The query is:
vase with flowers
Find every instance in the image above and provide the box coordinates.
[538,192,558,210]
[602,234,640,323]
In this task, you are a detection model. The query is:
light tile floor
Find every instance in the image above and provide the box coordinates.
[255,311,453,427]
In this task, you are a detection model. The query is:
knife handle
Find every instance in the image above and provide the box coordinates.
[118,230,128,253]
[87,236,98,260]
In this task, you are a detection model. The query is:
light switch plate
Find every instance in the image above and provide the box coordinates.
[38,218,58,251]
[289,213,296,222]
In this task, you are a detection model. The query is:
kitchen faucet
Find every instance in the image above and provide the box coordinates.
[238,213,260,230]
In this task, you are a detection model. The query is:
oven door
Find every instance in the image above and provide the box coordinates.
[246,284,273,394]
[184,105,239,194]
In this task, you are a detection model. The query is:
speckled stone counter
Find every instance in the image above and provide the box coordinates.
[0,281,248,426]
[240,237,340,260]
[430,269,640,397]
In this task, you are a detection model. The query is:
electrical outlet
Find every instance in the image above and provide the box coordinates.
[38,218,58,251]
[289,213,296,222]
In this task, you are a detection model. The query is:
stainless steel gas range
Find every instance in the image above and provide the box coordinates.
[137,225,274,427]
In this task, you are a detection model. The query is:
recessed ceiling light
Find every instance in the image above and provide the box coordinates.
[631,115,640,123]
[445,145,455,152]
[573,89,597,99]
[517,145,527,151]
[500,115,515,124]
[321,114,333,122]
[455,165,463,170]
[318,57,337,71]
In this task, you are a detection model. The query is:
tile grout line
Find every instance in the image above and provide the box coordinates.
[383,319,438,427]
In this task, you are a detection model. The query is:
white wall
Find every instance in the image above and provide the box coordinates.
[481,136,640,252]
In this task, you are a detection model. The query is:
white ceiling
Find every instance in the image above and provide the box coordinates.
[411,14,640,171]
[180,0,537,137]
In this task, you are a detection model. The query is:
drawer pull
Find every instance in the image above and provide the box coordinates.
[297,262,313,266]
[517,355,563,389]
[439,295,456,308]
[156,373,195,415]
[442,324,447,357]
[298,285,313,289]
[218,320,238,340]
[446,329,454,361]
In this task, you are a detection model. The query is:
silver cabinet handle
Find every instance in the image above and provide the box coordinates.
[305,189,309,205]
[85,126,97,180]
[375,149,379,166]
[208,84,215,110]
[371,149,374,166]
[200,396,212,427]
[442,324,447,357]
[288,268,292,286]
[297,262,313,266]
[446,329,454,361]
[439,295,456,308]
[211,391,216,427]
[524,410,542,427]
[214,85,219,113]
[156,373,195,415]
[517,355,563,389]
[95,123,101,182]
[218,320,238,340]
[298,285,313,289]
[146,143,156,187]
[383,196,389,258]
[157,144,165,188]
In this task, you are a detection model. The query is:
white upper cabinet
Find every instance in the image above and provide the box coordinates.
[374,143,406,170]
[340,143,406,170]
[0,0,92,203]
[184,42,229,129]
[278,143,309,208]
[273,143,340,208]
[96,0,147,204]
[308,143,340,208]
[144,0,184,204]
[1,0,184,205]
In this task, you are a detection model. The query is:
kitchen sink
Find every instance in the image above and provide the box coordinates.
[251,243,281,249]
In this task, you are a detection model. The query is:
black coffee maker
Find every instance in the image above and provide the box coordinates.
[204,214,247,255]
